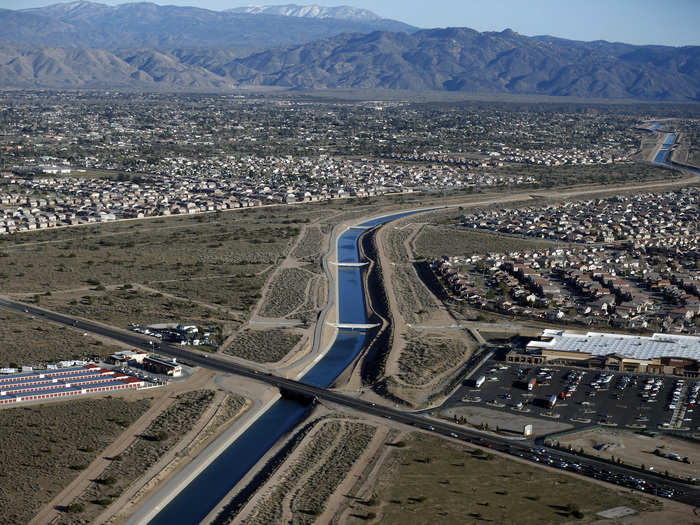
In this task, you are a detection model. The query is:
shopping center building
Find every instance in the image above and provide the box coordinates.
[506,330,700,377]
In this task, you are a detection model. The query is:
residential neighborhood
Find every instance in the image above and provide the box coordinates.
[433,189,700,334]
[0,91,656,234]
[0,155,536,233]
[460,188,700,245]
[433,239,700,333]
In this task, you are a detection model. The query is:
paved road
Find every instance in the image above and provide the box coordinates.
[1,296,698,507]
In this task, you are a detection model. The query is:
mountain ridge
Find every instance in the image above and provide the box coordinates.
[224,28,700,100]
[11,1,416,50]
[0,3,697,101]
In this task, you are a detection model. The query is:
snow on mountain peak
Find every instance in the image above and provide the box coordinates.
[229,4,382,22]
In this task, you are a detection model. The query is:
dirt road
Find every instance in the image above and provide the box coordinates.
[28,369,215,525]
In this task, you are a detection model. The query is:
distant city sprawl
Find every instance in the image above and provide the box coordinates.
[0,91,672,234]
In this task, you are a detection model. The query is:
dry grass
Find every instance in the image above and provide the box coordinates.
[414,225,558,258]
[0,206,327,332]
[357,433,651,525]
[382,226,440,324]
[384,226,411,262]
[41,287,238,329]
[0,309,122,367]
[225,328,304,363]
[152,268,270,315]
[507,161,677,187]
[209,393,248,433]
[0,397,150,525]
[0,211,297,294]
[681,127,700,167]
[292,226,324,262]
[260,268,314,318]
[287,273,327,326]
[61,390,216,524]
[244,419,375,525]
[397,330,475,387]
[391,264,439,324]
[291,421,375,523]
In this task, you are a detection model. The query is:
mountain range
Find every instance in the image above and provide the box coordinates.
[8,1,414,50]
[0,1,698,101]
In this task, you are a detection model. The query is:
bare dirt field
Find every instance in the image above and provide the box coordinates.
[558,428,700,479]
[439,405,572,437]
[338,432,666,525]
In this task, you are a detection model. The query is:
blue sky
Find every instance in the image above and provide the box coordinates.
[5,0,700,46]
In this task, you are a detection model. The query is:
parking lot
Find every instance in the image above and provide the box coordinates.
[444,357,700,433]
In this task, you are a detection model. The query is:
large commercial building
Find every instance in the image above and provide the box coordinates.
[0,364,145,406]
[507,330,700,377]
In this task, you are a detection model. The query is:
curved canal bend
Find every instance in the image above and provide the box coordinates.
[147,209,429,525]
[648,123,700,174]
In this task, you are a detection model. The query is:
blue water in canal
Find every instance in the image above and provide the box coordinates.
[648,128,700,175]
[149,209,429,524]
[653,133,676,164]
